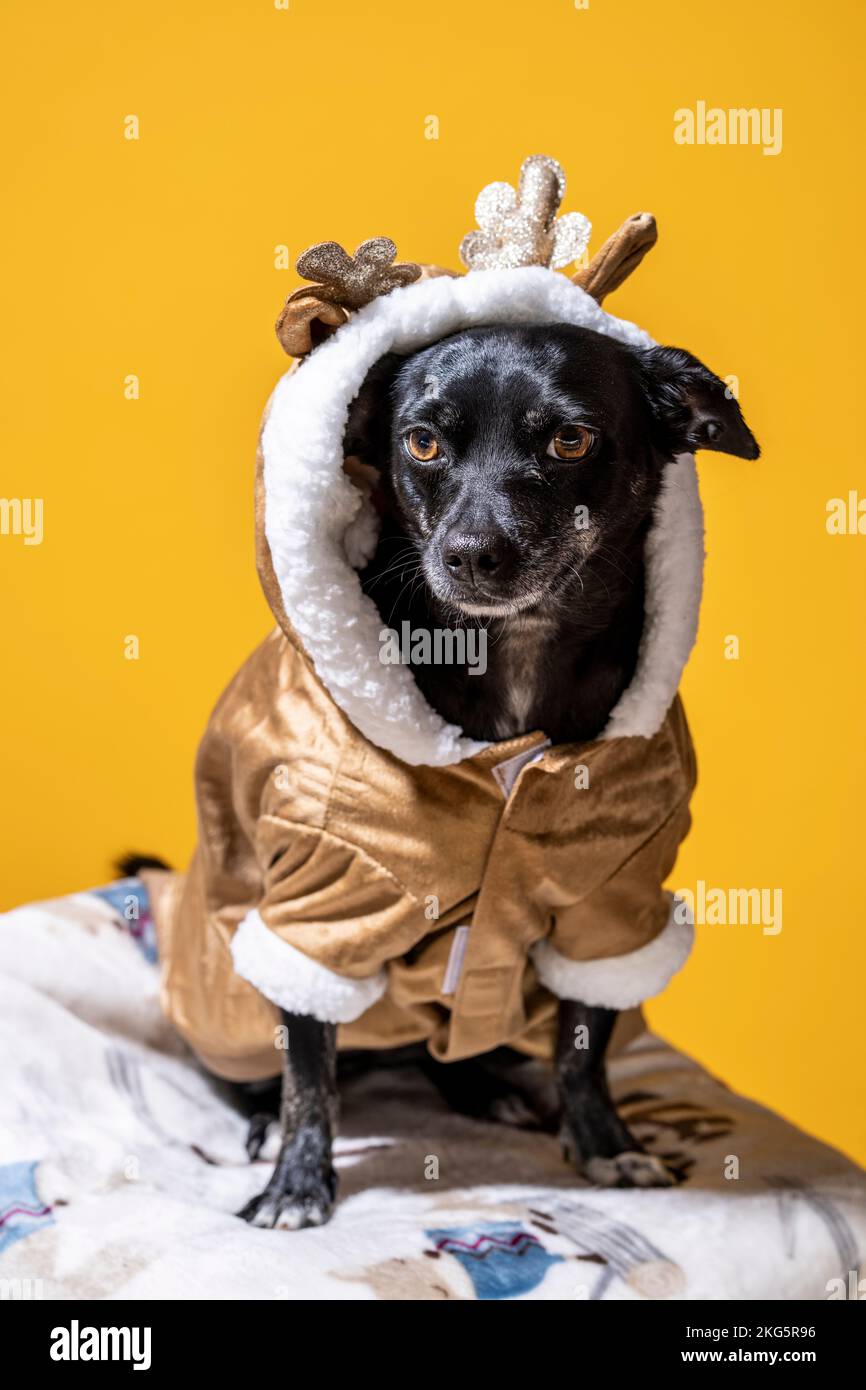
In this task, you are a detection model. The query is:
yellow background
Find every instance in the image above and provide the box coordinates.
[2,1,864,1163]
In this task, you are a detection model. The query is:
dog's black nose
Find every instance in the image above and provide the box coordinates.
[441,530,514,586]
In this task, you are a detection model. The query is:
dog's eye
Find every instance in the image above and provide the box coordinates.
[405,428,440,463]
[546,425,596,461]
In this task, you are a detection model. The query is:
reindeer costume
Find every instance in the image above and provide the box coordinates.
[147,156,700,1082]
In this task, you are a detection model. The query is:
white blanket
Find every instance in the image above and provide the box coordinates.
[1,884,864,1301]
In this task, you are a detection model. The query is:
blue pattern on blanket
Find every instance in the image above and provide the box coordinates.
[0,1160,54,1255]
[91,878,157,963]
[427,1221,563,1299]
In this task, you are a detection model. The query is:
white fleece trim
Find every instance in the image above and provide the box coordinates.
[230,909,387,1025]
[602,455,704,739]
[530,894,694,1009]
[261,265,703,766]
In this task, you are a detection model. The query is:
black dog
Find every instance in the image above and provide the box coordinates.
[233,323,758,1228]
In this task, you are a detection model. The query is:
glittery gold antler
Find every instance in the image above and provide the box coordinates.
[295,237,422,309]
[275,237,422,357]
[459,154,591,272]
[572,212,658,304]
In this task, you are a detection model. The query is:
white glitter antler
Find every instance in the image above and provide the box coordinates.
[459,154,591,272]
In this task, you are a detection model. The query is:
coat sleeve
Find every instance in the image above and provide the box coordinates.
[229,815,419,1024]
[530,797,694,1011]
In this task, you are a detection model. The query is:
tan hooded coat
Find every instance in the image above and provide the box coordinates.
[149,265,703,1082]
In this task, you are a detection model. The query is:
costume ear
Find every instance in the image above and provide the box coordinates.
[638,346,760,460]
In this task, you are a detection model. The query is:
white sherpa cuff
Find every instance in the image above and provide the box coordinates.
[530,894,694,1010]
[230,909,387,1024]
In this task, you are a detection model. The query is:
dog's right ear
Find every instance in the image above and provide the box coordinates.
[344,353,403,464]
[637,345,760,460]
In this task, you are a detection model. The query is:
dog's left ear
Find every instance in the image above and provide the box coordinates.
[637,346,760,460]
[344,352,403,463]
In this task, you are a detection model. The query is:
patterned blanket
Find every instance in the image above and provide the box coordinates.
[1,882,864,1301]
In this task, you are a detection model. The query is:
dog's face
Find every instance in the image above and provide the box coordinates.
[349,323,758,618]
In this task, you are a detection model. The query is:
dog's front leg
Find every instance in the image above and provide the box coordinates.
[238,1010,338,1229]
[556,1000,676,1188]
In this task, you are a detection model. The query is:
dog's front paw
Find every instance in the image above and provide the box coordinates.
[237,1169,337,1230]
[583,1151,678,1189]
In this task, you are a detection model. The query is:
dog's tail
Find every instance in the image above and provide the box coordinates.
[114,852,172,879]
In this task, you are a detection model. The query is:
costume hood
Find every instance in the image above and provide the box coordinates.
[256,247,704,768]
